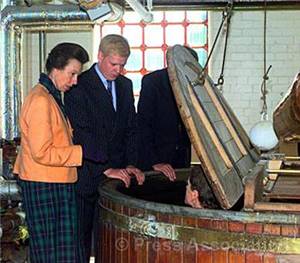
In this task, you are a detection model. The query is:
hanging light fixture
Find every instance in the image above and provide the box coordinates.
[249,1,278,152]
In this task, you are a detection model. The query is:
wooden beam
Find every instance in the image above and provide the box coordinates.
[243,163,265,211]
[151,0,300,10]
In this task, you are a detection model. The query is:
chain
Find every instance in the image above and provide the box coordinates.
[199,0,233,86]
[260,0,272,120]
[215,1,233,93]
[260,65,272,120]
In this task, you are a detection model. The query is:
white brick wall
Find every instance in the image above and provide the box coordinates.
[209,10,300,133]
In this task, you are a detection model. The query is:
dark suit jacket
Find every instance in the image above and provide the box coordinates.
[64,64,137,196]
[137,68,191,171]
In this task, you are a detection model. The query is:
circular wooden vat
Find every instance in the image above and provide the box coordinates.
[97,170,300,263]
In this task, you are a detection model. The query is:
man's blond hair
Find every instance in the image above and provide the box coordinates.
[99,34,130,58]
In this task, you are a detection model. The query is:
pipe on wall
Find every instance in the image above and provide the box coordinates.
[38,31,46,74]
[0,179,21,200]
[0,4,90,140]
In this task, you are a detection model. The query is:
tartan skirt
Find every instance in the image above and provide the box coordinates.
[18,179,85,263]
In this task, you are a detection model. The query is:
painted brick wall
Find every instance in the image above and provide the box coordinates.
[209,10,300,134]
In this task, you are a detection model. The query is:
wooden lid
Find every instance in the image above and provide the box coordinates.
[167,45,259,209]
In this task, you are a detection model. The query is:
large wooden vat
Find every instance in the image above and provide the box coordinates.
[97,169,300,263]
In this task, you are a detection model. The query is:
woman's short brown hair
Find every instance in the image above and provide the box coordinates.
[45,42,89,74]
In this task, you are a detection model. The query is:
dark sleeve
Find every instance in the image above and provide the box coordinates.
[125,82,138,167]
[64,83,108,174]
[137,75,159,167]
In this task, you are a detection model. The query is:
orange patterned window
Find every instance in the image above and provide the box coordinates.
[95,10,208,98]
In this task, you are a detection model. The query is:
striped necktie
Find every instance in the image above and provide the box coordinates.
[107,80,116,110]
[107,80,112,97]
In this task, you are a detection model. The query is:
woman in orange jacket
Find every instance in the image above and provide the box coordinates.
[13,42,101,262]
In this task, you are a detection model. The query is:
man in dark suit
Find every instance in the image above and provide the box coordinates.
[64,34,144,263]
[137,46,198,180]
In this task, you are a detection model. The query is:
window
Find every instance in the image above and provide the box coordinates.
[94,10,208,98]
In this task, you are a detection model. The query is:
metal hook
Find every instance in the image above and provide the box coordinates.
[223,0,233,19]
[217,75,224,86]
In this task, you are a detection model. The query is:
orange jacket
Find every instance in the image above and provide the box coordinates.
[13,84,82,183]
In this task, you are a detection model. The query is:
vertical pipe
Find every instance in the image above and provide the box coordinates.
[39,31,46,74]
[14,26,22,137]
[0,27,19,140]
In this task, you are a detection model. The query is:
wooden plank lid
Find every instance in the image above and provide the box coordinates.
[166,45,259,209]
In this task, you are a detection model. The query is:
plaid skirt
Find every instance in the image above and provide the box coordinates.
[19,179,85,263]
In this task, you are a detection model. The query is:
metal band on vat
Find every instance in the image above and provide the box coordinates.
[100,206,300,254]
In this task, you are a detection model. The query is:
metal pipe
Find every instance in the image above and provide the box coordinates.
[0,4,90,140]
[0,25,20,140]
[39,31,46,74]
[1,4,89,29]
[0,179,21,200]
